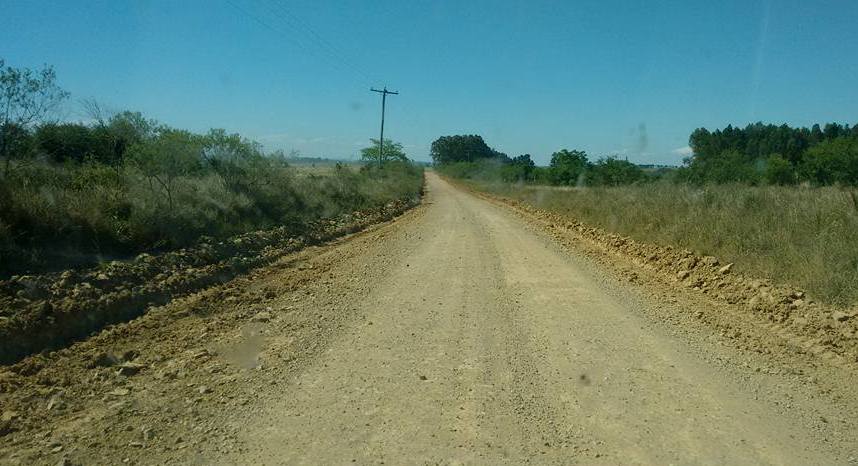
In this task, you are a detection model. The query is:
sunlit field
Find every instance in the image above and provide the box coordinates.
[476,181,858,306]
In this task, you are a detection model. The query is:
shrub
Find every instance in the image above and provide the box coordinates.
[35,123,101,163]
[764,154,795,185]
[0,146,423,277]
[799,138,858,186]
[500,155,535,182]
[549,149,588,186]
[586,157,645,186]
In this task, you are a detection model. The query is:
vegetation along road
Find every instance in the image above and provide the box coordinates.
[2,172,857,465]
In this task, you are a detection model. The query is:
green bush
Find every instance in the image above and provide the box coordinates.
[36,123,105,164]
[799,138,858,185]
[586,157,646,186]
[0,124,424,277]
[764,154,795,185]
[500,155,535,182]
[681,149,762,185]
[549,149,588,186]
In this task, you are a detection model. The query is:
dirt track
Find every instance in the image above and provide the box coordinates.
[2,172,857,465]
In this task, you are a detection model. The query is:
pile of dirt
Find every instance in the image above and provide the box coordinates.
[482,194,858,365]
[0,198,418,364]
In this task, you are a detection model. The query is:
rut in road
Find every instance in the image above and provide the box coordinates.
[226,172,849,465]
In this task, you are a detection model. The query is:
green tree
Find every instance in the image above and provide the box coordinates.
[202,128,271,194]
[700,149,760,184]
[764,154,795,185]
[549,149,589,185]
[126,129,203,211]
[35,123,98,163]
[0,59,69,170]
[79,104,161,165]
[683,122,858,184]
[102,111,159,163]
[501,154,535,182]
[0,123,32,163]
[430,135,506,165]
[587,157,645,186]
[799,138,858,185]
[361,138,407,164]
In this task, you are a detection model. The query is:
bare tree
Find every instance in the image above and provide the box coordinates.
[0,58,70,173]
[79,97,111,128]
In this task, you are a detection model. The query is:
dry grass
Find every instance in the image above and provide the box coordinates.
[0,160,422,277]
[476,181,858,306]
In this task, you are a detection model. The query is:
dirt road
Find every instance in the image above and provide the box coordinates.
[227,173,855,464]
[3,172,857,465]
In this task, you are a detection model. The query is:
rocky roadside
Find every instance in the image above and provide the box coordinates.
[0,197,426,465]
[0,197,419,365]
[463,186,858,366]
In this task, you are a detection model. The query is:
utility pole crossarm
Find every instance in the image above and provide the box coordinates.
[370,86,398,166]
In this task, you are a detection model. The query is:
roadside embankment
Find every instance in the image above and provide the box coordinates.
[0,197,419,364]
[449,178,858,366]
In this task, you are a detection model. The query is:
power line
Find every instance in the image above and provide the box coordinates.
[262,0,378,85]
[226,0,373,87]
[227,1,424,158]
[225,0,316,58]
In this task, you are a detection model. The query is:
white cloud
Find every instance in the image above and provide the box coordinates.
[671,146,693,156]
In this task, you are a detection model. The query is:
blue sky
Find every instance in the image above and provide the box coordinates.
[2,0,857,164]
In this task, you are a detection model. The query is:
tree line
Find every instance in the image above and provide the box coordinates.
[680,122,858,185]
[431,135,647,186]
[0,58,423,276]
[433,122,858,187]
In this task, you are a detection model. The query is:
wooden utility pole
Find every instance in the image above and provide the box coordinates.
[370,87,398,166]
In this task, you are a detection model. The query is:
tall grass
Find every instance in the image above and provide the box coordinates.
[0,160,422,277]
[476,181,858,306]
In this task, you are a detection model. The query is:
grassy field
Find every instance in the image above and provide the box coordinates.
[471,180,858,307]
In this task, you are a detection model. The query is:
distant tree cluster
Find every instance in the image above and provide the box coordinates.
[432,135,646,186]
[0,60,292,197]
[543,150,645,186]
[2,107,279,189]
[436,123,858,188]
[430,135,508,165]
[681,122,858,185]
